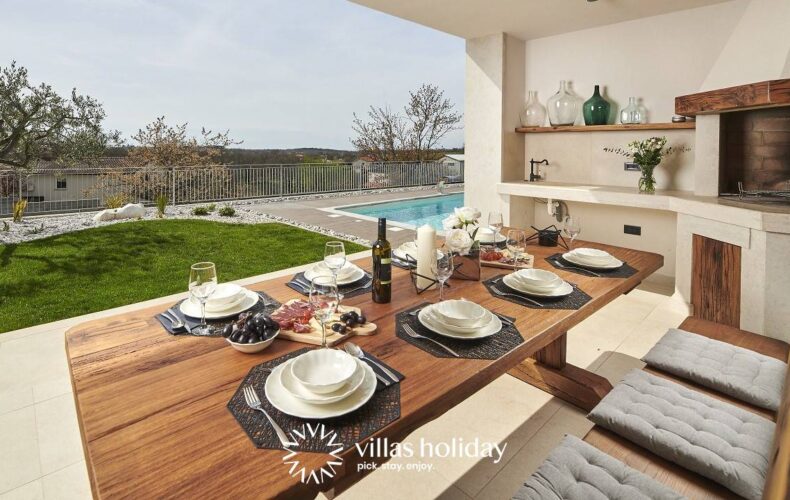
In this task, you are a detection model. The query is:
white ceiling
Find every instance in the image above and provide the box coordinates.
[349,0,733,40]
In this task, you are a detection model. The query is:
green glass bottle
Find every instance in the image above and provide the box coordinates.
[372,218,392,303]
[583,85,611,126]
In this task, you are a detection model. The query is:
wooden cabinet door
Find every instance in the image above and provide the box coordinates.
[691,234,741,327]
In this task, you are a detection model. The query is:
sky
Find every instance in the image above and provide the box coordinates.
[1,0,465,150]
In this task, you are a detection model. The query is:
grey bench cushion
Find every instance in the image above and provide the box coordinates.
[642,328,787,411]
[588,370,774,500]
[513,435,684,500]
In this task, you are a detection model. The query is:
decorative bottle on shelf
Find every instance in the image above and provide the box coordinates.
[371,218,391,303]
[620,97,644,124]
[582,85,610,126]
[520,90,546,127]
[547,80,579,126]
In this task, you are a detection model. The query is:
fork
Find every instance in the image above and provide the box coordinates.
[242,385,297,448]
[490,285,544,308]
[551,258,601,277]
[403,324,460,357]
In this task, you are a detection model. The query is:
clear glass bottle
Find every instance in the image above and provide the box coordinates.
[620,97,643,125]
[520,90,546,127]
[547,81,579,126]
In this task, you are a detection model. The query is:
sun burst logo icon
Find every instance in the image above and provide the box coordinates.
[282,423,345,485]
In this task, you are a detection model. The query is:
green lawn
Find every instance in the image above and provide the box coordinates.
[0,220,366,333]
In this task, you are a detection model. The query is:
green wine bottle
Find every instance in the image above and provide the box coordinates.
[372,218,392,303]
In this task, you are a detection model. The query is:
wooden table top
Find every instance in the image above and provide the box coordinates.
[65,240,663,499]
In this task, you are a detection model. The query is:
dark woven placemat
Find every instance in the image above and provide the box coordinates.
[227,347,402,452]
[395,302,524,360]
[286,272,373,299]
[546,253,637,278]
[157,291,281,336]
[483,274,591,310]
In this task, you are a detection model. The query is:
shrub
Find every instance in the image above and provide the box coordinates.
[155,194,168,219]
[206,203,217,212]
[12,199,28,222]
[191,206,210,216]
[24,223,45,235]
[218,206,236,217]
[104,193,129,209]
[2,220,9,232]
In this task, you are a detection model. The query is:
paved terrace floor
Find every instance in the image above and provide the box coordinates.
[0,244,686,499]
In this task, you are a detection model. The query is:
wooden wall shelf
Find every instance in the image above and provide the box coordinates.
[515,122,696,133]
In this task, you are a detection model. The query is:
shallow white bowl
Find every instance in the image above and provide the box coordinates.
[514,268,561,288]
[433,300,487,327]
[226,329,279,354]
[570,248,612,263]
[291,349,358,394]
[209,283,244,306]
[427,306,491,334]
[280,358,365,405]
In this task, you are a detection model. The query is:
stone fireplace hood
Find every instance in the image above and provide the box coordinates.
[676,79,790,115]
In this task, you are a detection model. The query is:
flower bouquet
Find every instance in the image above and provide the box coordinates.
[604,137,689,194]
[442,206,482,280]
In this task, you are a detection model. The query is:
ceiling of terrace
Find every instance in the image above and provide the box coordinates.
[349,0,734,40]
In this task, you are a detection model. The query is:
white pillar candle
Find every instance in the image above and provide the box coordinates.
[416,224,436,289]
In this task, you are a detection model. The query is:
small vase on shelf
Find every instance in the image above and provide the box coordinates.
[638,165,657,194]
[520,90,546,127]
[547,80,579,126]
[620,97,644,125]
[582,85,610,126]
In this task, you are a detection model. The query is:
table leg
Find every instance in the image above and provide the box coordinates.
[508,333,613,411]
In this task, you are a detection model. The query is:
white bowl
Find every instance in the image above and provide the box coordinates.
[514,268,561,288]
[433,300,487,327]
[280,358,365,405]
[291,349,358,394]
[226,329,279,354]
[571,248,612,263]
[209,283,244,306]
[427,306,490,334]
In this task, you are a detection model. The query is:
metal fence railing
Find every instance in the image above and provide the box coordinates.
[0,161,464,216]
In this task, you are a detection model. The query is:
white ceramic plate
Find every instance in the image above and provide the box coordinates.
[304,264,366,286]
[279,358,366,405]
[180,288,259,319]
[503,273,573,298]
[264,358,376,419]
[562,251,623,270]
[475,232,507,244]
[205,292,246,312]
[418,306,502,340]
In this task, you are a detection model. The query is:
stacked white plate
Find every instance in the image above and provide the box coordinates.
[562,248,623,270]
[304,261,366,286]
[502,268,573,298]
[179,283,260,319]
[417,299,502,340]
[475,227,506,245]
[393,242,443,262]
[264,349,377,419]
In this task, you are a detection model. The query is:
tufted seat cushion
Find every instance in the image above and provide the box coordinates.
[588,370,775,500]
[513,435,684,500]
[642,328,787,411]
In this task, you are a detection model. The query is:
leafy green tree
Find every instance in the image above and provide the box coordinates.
[0,61,119,171]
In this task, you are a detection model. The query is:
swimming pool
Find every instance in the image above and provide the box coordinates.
[337,193,463,231]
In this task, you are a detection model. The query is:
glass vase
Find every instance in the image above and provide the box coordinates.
[520,90,546,127]
[620,97,644,125]
[547,80,579,126]
[638,165,657,194]
[582,85,610,126]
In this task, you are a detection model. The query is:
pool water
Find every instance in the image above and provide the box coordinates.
[339,193,464,231]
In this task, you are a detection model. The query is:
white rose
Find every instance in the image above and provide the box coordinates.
[445,228,474,256]
[454,206,481,224]
[442,214,462,230]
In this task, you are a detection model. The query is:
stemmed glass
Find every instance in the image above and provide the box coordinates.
[563,216,581,250]
[506,230,527,271]
[188,262,218,336]
[324,241,346,283]
[309,275,339,348]
[488,211,503,244]
[433,252,453,301]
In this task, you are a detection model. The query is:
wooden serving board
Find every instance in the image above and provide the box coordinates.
[481,251,534,270]
[275,299,377,347]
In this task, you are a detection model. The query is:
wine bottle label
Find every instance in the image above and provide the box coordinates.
[381,258,391,264]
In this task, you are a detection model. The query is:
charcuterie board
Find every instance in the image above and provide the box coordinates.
[273,299,377,346]
[480,248,534,270]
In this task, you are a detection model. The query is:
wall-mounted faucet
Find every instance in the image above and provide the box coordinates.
[529,158,549,182]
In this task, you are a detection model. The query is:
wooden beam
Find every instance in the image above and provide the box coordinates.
[675,79,790,116]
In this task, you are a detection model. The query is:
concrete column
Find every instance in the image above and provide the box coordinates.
[464,33,530,227]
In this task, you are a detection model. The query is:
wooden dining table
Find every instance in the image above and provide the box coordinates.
[65,238,663,499]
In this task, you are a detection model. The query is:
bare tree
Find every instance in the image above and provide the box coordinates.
[351,84,461,161]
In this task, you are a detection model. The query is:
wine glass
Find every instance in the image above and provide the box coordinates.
[488,211,503,244]
[309,275,339,348]
[563,215,581,250]
[506,230,527,271]
[188,262,217,336]
[324,241,346,283]
[433,251,453,301]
